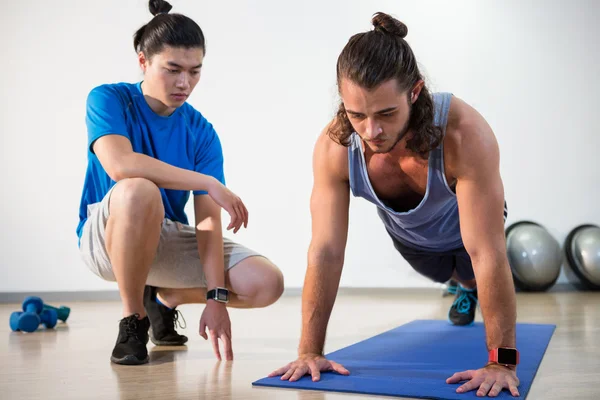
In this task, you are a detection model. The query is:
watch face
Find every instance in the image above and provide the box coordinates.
[498,348,518,365]
[216,288,229,302]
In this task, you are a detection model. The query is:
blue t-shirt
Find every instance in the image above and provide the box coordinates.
[76,81,226,240]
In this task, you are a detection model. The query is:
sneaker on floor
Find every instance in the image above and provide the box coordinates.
[143,285,188,346]
[448,285,478,326]
[111,313,150,365]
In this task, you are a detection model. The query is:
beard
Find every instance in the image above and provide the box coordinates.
[373,102,413,154]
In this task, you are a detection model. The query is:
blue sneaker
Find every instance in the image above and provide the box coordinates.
[448,285,478,326]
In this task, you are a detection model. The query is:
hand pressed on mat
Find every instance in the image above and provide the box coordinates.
[447,363,520,397]
[200,300,233,361]
[268,354,350,382]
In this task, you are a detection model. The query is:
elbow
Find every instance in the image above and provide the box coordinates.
[308,242,345,267]
[104,157,132,182]
[469,246,508,269]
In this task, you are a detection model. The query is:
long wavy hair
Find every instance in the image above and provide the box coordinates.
[328,12,442,157]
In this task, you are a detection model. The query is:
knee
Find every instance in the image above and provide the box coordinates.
[253,261,284,307]
[110,178,164,222]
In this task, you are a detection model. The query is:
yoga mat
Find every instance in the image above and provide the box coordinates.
[253,320,555,399]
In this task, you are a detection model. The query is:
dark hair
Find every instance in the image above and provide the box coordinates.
[328,12,442,157]
[133,0,206,60]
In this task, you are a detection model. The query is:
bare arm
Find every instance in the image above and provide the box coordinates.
[93,134,217,191]
[298,132,351,356]
[194,195,225,292]
[451,99,516,354]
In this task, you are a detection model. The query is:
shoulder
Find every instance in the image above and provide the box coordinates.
[443,96,500,179]
[87,82,137,107]
[313,120,350,182]
[180,103,214,132]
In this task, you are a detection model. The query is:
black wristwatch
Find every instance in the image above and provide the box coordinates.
[206,287,229,304]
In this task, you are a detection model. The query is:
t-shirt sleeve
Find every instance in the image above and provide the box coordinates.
[193,113,226,196]
[85,85,130,153]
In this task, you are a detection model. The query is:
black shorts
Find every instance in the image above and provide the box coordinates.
[388,234,474,283]
[388,201,508,284]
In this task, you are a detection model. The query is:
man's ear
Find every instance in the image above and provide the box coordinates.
[411,80,425,104]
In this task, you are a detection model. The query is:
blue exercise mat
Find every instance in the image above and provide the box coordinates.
[252,320,555,399]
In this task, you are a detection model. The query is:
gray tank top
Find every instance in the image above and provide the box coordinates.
[348,92,462,251]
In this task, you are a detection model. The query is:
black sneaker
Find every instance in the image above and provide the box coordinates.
[448,285,478,326]
[143,286,188,346]
[111,313,150,365]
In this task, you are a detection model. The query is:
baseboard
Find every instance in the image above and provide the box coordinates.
[0,283,581,304]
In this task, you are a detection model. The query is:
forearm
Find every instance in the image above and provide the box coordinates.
[115,152,216,192]
[474,255,517,350]
[196,217,225,290]
[298,251,344,355]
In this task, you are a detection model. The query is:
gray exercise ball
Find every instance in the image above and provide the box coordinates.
[564,224,600,290]
[505,221,562,291]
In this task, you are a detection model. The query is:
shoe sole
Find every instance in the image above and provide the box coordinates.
[110,355,149,365]
[150,333,188,346]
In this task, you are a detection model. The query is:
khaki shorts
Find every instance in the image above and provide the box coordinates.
[79,187,264,288]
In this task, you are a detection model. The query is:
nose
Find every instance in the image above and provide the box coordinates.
[364,118,381,140]
[175,72,190,90]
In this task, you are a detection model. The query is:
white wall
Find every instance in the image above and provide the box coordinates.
[1,0,598,292]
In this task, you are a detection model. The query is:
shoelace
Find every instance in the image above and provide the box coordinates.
[452,291,478,314]
[170,309,187,330]
[123,314,142,338]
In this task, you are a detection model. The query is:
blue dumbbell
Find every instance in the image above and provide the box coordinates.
[9,296,58,332]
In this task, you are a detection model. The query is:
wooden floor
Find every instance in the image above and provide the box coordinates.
[1,288,599,400]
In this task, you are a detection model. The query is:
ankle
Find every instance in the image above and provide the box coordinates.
[156,289,178,309]
[123,310,147,319]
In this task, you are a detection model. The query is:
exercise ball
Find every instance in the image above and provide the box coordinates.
[505,221,562,291]
[564,224,600,290]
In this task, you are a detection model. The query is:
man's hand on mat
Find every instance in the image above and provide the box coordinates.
[446,364,520,397]
[199,300,233,361]
[268,354,350,382]
[207,181,249,233]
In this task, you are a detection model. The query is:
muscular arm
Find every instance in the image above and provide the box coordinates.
[298,131,350,356]
[194,195,225,292]
[451,99,516,355]
[93,135,217,191]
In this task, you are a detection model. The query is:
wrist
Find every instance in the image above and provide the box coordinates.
[206,286,229,304]
[202,175,219,193]
[486,361,517,372]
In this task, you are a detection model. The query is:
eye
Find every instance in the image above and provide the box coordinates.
[191,70,200,76]
[380,112,395,117]
[348,113,364,120]
[167,69,179,74]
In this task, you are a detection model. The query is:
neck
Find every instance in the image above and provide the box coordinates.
[141,81,175,117]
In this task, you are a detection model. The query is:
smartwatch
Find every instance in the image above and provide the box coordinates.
[489,347,520,367]
[206,287,229,304]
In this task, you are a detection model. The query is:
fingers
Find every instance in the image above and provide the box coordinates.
[488,382,504,397]
[307,360,320,382]
[509,381,520,397]
[447,370,474,384]
[476,378,495,397]
[268,363,291,378]
[456,375,483,394]
[241,201,248,228]
[329,361,350,376]
[289,365,309,382]
[232,203,243,234]
[221,332,233,361]
[210,330,222,361]
[280,366,299,381]
[199,318,207,340]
